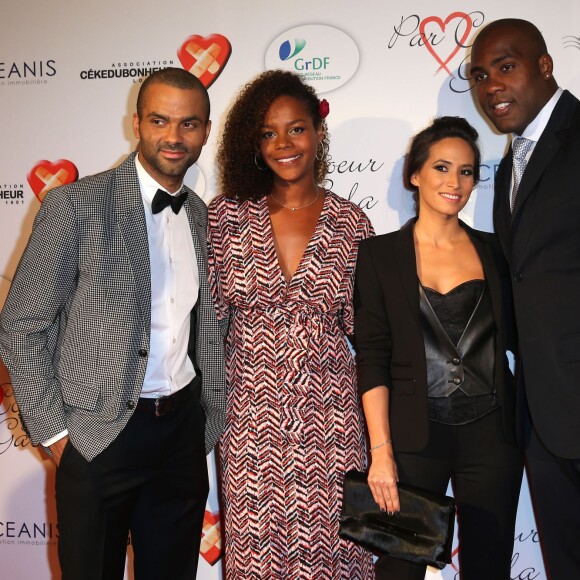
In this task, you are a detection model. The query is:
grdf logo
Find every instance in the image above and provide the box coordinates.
[279,39,306,61]
[265,25,359,93]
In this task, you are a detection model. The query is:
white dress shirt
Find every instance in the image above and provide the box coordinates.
[135,154,199,398]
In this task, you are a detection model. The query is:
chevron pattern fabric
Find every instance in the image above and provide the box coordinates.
[208,192,375,579]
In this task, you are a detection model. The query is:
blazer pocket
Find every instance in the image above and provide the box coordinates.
[390,378,416,395]
[60,378,100,411]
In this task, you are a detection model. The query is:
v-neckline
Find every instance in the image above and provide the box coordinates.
[263,191,329,287]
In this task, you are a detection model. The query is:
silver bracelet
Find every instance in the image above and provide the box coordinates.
[370,439,392,452]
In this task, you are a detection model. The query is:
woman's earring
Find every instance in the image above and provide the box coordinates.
[316,142,327,161]
[254,152,268,171]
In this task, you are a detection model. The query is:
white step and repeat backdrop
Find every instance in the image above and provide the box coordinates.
[2,1,580,578]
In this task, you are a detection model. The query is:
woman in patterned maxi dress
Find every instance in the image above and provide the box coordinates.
[207,70,374,579]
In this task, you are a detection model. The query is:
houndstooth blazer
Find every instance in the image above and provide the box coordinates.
[0,152,226,461]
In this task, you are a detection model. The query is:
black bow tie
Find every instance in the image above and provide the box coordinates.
[151,188,188,215]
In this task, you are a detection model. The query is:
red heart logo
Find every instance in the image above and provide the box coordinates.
[177,34,232,88]
[27,159,79,202]
[419,12,473,77]
[200,509,221,565]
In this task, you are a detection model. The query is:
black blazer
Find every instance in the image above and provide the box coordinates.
[354,219,517,453]
[493,89,580,459]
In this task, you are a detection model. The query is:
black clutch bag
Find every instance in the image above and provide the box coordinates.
[339,470,456,569]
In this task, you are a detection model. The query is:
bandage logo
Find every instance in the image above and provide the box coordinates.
[27,160,79,202]
[419,12,473,77]
[177,34,232,88]
[200,509,221,565]
[279,39,306,61]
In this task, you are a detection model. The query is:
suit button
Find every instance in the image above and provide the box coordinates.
[452,357,460,366]
[514,274,524,282]
[127,400,135,409]
[452,377,462,385]
[138,349,148,357]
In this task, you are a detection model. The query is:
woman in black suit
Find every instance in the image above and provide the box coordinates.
[354,117,523,579]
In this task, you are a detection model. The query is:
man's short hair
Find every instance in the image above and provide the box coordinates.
[136,67,210,120]
[474,18,549,59]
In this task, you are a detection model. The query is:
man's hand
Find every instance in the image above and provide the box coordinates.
[49,435,70,467]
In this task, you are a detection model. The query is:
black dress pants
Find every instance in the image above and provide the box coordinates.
[55,380,209,580]
[375,409,523,580]
[523,403,580,580]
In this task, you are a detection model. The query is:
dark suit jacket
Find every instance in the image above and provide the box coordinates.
[354,219,517,453]
[493,89,580,459]
[0,153,226,461]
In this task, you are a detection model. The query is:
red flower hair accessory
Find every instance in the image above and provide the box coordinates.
[319,99,330,119]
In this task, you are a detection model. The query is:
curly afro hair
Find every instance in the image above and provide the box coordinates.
[217,70,330,201]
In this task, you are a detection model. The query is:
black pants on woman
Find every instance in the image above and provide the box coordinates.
[375,408,523,580]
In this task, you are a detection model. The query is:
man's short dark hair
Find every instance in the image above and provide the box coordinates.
[136,67,210,120]
[473,18,549,59]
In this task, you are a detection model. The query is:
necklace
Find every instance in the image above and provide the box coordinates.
[270,188,320,211]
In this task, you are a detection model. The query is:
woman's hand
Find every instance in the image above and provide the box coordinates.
[360,385,399,513]
[367,444,400,514]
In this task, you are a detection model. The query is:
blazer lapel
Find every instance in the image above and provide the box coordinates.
[114,153,151,324]
[467,229,503,337]
[511,131,560,218]
[183,193,207,282]
[512,90,577,222]
[395,220,421,326]
[494,156,512,258]
[509,91,577,267]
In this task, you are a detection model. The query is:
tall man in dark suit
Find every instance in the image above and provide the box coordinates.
[0,67,226,579]
[471,19,580,577]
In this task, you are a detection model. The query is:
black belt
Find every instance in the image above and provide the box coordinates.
[136,382,193,417]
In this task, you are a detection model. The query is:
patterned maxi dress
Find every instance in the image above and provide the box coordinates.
[207,191,375,579]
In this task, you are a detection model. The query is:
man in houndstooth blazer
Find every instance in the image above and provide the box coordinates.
[0,68,226,579]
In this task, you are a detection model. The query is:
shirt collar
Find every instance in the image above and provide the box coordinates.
[514,87,563,142]
[134,153,184,206]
